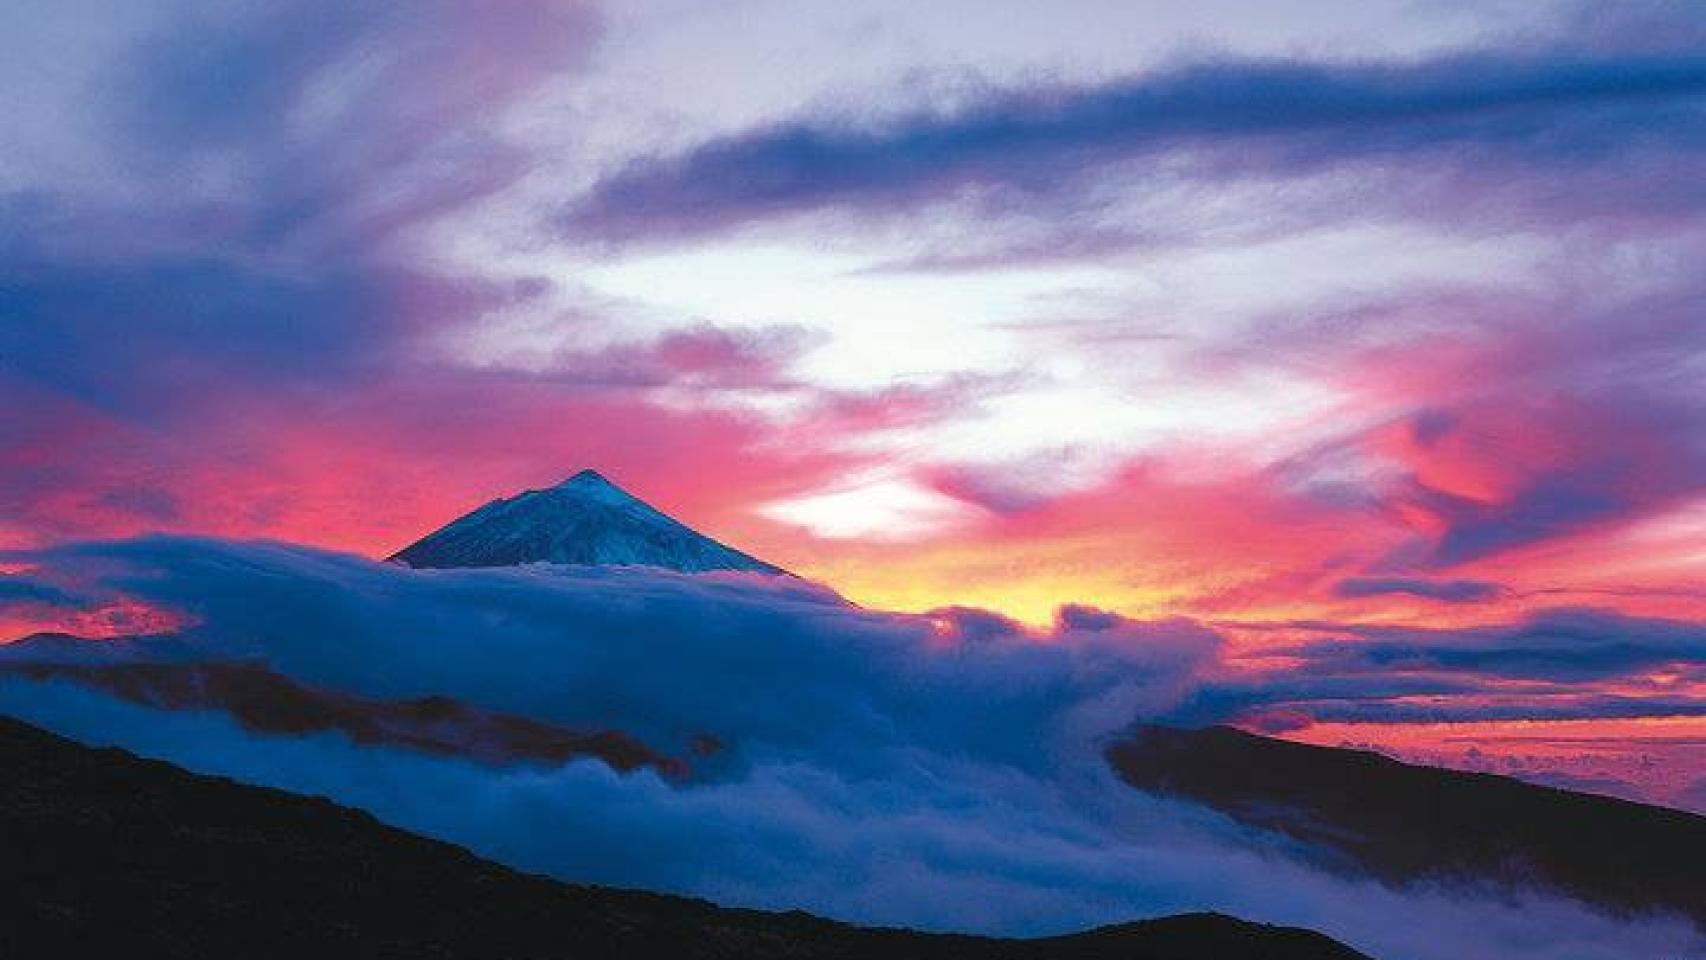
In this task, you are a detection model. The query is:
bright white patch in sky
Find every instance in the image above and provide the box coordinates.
[578,244,1117,385]
[759,472,983,540]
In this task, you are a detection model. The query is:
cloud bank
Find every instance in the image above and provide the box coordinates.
[0,536,1701,959]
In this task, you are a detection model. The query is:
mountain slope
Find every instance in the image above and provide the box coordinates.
[390,469,786,575]
[0,714,1371,960]
[1107,724,1706,925]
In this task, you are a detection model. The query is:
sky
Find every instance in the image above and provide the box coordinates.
[1,1,1704,818]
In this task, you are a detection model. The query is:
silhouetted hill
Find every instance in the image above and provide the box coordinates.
[1,660,686,775]
[1,714,1370,960]
[1107,724,1706,925]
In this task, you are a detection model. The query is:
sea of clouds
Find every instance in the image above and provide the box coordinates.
[0,535,1699,959]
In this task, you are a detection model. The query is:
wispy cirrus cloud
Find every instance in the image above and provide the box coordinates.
[1332,577,1505,604]
[1275,608,1706,684]
[564,43,1706,244]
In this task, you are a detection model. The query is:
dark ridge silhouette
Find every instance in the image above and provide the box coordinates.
[0,660,686,775]
[390,469,788,575]
[1106,724,1706,926]
[0,714,1371,960]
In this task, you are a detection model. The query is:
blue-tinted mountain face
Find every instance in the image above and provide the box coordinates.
[390,470,785,575]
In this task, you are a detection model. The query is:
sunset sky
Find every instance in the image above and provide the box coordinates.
[3,0,1705,803]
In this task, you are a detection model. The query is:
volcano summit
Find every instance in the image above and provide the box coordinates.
[390,470,786,575]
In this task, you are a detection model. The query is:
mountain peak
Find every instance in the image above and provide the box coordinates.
[559,468,615,487]
[390,471,785,576]
[548,469,643,505]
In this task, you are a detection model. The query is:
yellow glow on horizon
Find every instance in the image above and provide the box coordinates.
[787,534,1194,627]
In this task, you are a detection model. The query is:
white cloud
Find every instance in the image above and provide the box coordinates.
[759,471,982,539]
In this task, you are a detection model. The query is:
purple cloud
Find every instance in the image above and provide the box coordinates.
[0,576,85,610]
[1333,577,1505,604]
[564,44,1706,243]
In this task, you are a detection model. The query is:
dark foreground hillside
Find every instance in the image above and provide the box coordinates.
[0,714,1369,960]
[1108,724,1706,926]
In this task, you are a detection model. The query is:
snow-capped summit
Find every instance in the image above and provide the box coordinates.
[389,470,787,575]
